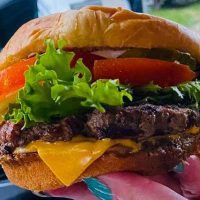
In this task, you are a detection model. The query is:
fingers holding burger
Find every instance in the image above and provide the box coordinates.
[0,5,200,199]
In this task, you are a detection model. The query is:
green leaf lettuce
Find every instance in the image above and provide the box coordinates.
[132,81,200,108]
[5,40,132,126]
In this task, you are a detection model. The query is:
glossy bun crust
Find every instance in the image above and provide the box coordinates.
[0,6,200,71]
[1,5,200,192]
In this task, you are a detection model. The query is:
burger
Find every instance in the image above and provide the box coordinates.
[0,6,200,200]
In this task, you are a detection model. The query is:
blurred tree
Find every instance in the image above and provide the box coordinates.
[153,0,165,8]
[128,0,143,12]
[163,0,199,6]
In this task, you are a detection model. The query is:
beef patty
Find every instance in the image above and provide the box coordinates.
[0,104,199,155]
[1,134,198,178]
[85,104,200,139]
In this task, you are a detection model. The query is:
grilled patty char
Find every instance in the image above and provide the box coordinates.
[0,104,199,155]
[1,134,198,176]
[85,104,200,139]
[107,134,198,175]
[0,117,82,155]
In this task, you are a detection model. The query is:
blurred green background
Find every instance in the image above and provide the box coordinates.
[149,1,200,33]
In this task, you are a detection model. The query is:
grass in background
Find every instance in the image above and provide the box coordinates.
[150,2,200,31]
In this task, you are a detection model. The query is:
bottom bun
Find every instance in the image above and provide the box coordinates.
[2,135,197,191]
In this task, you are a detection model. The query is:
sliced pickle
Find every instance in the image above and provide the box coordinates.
[119,48,196,70]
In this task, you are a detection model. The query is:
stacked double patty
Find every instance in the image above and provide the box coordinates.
[0,6,200,193]
[0,103,199,174]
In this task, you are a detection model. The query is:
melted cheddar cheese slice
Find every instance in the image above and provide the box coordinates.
[24,136,140,186]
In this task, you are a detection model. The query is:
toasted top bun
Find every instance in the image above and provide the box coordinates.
[0,6,200,70]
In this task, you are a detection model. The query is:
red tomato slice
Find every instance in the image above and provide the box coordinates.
[0,52,102,99]
[93,58,196,87]
[0,57,36,96]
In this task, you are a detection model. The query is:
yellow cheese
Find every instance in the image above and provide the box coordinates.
[186,126,200,135]
[25,136,140,186]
